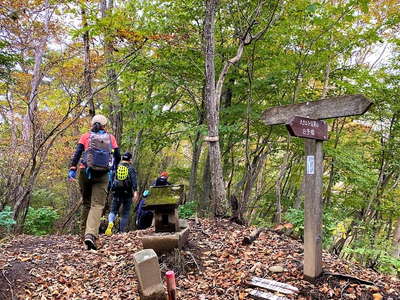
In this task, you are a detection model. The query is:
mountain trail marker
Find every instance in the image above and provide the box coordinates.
[261,94,372,280]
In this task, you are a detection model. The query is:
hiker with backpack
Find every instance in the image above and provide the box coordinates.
[135,189,154,230]
[68,114,120,250]
[105,152,139,235]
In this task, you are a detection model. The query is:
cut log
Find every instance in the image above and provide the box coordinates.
[248,289,290,300]
[247,277,299,295]
[242,228,267,245]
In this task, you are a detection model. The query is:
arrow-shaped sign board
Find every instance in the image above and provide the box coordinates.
[262,94,372,125]
[286,116,328,141]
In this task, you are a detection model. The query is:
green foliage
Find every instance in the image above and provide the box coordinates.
[343,247,400,275]
[24,207,59,236]
[0,40,19,81]
[283,208,339,248]
[0,206,16,230]
[179,201,197,219]
[283,208,304,237]
[31,189,63,209]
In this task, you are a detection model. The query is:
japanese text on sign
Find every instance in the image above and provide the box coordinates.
[302,128,315,136]
[300,119,320,128]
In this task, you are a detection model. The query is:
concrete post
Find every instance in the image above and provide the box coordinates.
[133,249,166,300]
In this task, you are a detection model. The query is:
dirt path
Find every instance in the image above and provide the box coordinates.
[1,219,399,299]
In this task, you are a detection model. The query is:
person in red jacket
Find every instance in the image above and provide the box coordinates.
[68,114,120,250]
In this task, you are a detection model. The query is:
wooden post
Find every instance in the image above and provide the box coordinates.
[260,94,372,279]
[166,271,176,300]
[303,139,323,279]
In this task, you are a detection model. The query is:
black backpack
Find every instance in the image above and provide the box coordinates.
[112,163,132,192]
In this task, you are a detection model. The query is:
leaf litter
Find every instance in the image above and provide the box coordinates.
[0,219,399,299]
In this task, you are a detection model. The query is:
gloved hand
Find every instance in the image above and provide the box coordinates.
[68,169,77,181]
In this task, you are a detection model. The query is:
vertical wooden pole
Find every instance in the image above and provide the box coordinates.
[303,139,323,279]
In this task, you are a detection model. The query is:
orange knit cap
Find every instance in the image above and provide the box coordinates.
[160,171,169,177]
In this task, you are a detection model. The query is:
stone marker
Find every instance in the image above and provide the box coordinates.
[141,219,189,253]
[133,249,166,300]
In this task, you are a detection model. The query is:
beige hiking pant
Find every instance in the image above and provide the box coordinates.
[79,169,108,238]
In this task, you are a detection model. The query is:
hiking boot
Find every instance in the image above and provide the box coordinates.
[105,222,113,236]
[84,234,97,250]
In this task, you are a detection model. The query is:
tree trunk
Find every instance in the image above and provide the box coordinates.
[274,141,292,224]
[199,151,211,217]
[102,0,122,141]
[15,0,51,232]
[188,130,203,203]
[324,118,345,204]
[204,0,227,217]
[22,0,51,143]
[392,218,400,258]
[81,2,95,116]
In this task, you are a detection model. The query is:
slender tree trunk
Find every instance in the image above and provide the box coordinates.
[199,151,211,217]
[188,130,203,203]
[274,139,292,224]
[324,118,346,204]
[14,0,52,232]
[241,151,268,221]
[294,176,305,209]
[204,0,227,217]
[102,0,122,141]
[81,2,95,116]
[22,0,51,143]
[392,218,400,258]
[132,129,143,168]
[188,86,205,203]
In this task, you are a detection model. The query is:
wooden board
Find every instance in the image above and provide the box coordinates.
[286,116,328,140]
[145,185,184,207]
[250,277,299,293]
[261,94,372,125]
[248,289,290,300]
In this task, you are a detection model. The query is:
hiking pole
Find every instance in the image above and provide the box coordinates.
[166,270,176,300]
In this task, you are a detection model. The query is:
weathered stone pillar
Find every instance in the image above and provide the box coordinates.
[133,249,166,300]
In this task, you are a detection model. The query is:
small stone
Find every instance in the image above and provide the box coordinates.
[269,265,284,273]
[250,262,262,273]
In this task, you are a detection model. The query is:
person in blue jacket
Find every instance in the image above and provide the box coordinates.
[135,190,154,230]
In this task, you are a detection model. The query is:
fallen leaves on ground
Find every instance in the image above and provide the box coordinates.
[0,219,399,299]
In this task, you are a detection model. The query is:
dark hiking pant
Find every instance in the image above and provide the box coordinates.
[108,193,132,232]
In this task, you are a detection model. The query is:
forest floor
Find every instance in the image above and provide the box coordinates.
[0,219,399,300]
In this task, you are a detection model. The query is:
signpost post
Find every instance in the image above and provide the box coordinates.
[261,94,372,280]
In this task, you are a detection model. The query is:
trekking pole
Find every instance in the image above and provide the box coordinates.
[166,270,176,300]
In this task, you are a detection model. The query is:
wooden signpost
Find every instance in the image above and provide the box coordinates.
[261,94,372,280]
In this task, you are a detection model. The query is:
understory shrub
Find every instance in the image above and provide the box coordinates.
[0,206,16,235]
[179,201,197,219]
[24,207,59,236]
[283,208,339,248]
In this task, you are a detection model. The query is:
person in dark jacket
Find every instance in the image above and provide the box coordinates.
[152,171,171,186]
[135,190,153,230]
[105,152,139,235]
[68,114,120,250]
